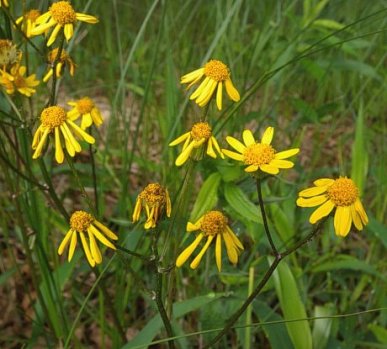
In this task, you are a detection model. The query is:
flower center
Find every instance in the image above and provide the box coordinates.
[76,97,94,114]
[14,75,27,88]
[40,106,67,130]
[0,39,18,66]
[327,177,359,206]
[200,211,228,236]
[204,60,230,82]
[243,143,275,166]
[70,210,94,232]
[190,122,212,141]
[47,48,69,63]
[50,1,76,25]
[25,9,41,21]
[139,183,166,207]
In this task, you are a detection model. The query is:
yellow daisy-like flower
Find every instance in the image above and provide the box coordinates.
[176,211,244,272]
[0,64,39,97]
[43,47,76,83]
[67,97,103,130]
[15,9,42,37]
[0,39,19,68]
[58,210,118,267]
[169,122,224,166]
[181,59,240,110]
[0,0,9,8]
[296,177,368,237]
[132,183,171,229]
[222,127,299,175]
[32,106,95,163]
[30,1,99,46]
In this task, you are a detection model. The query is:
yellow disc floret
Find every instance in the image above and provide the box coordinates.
[40,106,67,130]
[243,143,275,166]
[191,122,212,141]
[76,97,94,114]
[204,60,230,81]
[70,210,94,232]
[25,9,41,21]
[200,211,228,236]
[139,183,166,206]
[49,1,76,25]
[327,177,359,207]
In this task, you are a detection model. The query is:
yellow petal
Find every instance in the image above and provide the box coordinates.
[354,198,368,225]
[206,138,216,158]
[211,136,224,158]
[313,178,334,187]
[190,77,210,100]
[242,130,255,146]
[296,195,328,207]
[186,221,200,232]
[275,148,300,160]
[80,232,95,267]
[64,23,73,41]
[180,68,204,84]
[88,229,102,264]
[88,225,116,250]
[222,149,244,161]
[54,127,64,164]
[132,197,142,222]
[259,164,279,175]
[75,13,99,24]
[244,164,259,172]
[270,159,294,169]
[197,80,217,106]
[216,81,223,110]
[32,125,43,149]
[66,120,95,144]
[226,226,244,251]
[169,132,190,146]
[165,189,172,217]
[58,229,73,255]
[61,124,81,153]
[298,185,328,198]
[68,230,78,262]
[224,78,240,102]
[226,136,246,153]
[94,220,118,240]
[222,230,238,264]
[261,127,274,145]
[190,235,214,269]
[215,233,222,272]
[334,206,351,237]
[32,129,49,159]
[176,233,204,267]
[175,141,195,166]
[310,200,335,224]
[81,113,92,130]
[351,205,363,231]
[47,24,61,46]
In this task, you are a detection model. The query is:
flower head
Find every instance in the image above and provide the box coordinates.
[297,177,368,237]
[67,97,103,129]
[43,47,76,83]
[132,183,171,229]
[30,1,98,46]
[181,59,240,110]
[32,105,95,163]
[58,210,118,267]
[176,210,244,271]
[169,122,224,166]
[222,127,299,175]
[0,39,19,67]
[15,9,42,37]
[0,64,39,97]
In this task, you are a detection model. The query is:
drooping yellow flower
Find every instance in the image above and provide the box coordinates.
[15,9,42,37]
[222,127,299,175]
[43,47,76,83]
[0,0,9,8]
[0,39,19,68]
[176,211,244,272]
[0,64,39,97]
[132,183,171,229]
[32,106,95,163]
[297,177,368,237]
[181,59,240,110]
[30,1,99,46]
[67,97,103,129]
[169,122,224,166]
[58,210,118,267]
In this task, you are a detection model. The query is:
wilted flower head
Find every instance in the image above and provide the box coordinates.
[0,64,39,97]
[0,39,19,67]
[15,9,42,37]
[43,47,76,82]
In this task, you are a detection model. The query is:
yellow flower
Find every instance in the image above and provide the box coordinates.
[169,122,224,166]
[58,210,118,267]
[30,1,98,46]
[297,177,368,237]
[32,106,95,163]
[0,39,19,67]
[222,127,299,175]
[67,97,103,129]
[176,211,244,272]
[0,64,39,97]
[181,59,240,110]
[15,9,42,37]
[0,0,9,7]
[132,183,171,229]
[43,47,76,83]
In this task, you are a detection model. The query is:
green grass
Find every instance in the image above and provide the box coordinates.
[0,0,386,348]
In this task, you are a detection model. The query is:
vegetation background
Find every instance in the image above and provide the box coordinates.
[0,0,386,348]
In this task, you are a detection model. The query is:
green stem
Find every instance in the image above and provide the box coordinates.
[89,129,99,215]
[115,244,149,261]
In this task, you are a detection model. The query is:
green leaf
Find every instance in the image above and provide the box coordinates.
[224,182,262,224]
[269,257,312,349]
[312,304,335,349]
[367,217,387,249]
[312,19,345,30]
[368,324,387,344]
[190,173,221,222]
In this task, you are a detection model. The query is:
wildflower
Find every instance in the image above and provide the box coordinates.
[0,39,19,68]
[176,211,244,271]
[0,0,9,7]
[132,183,171,229]
[31,1,99,46]
[0,64,39,97]
[32,105,95,163]
[67,97,103,129]
[15,9,42,37]
[58,210,118,267]
[222,127,299,175]
[181,59,240,110]
[43,47,76,83]
[297,177,368,237]
[169,122,224,166]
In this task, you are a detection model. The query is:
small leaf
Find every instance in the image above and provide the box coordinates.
[313,19,345,30]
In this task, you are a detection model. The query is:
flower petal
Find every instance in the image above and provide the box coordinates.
[89,225,116,250]
[275,148,300,160]
[175,141,195,166]
[222,230,238,264]
[169,132,190,146]
[261,127,274,145]
[225,78,240,102]
[176,233,204,267]
[58,229,73,255]
[242,130,255,146]
[94,220,118,240]
[298,185,328,198]
[190,235,214,269]
[222,149,244,161]
[216,81,223,110]
[88,229,102,264]
[180,68,204,84]
[54,127,64,164]
[270,159,294,169]
[296,195,328,207]
[244,164,259,172]
[310,200,335,224]
[351,204,363,231]
[226,136,246,153]
[68,230,78,262]
[334,206,351,237]
[354,198,368,225]
[260,164,279,175]
[313,178,334,187]
[215,233,222,272]
[80,232,95,267]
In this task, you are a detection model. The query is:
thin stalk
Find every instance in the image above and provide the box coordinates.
[49,35,65,106]
[89,129,99,215]
[115,244,148,261]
